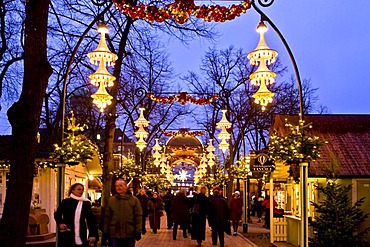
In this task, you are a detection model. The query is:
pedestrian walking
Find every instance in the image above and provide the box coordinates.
[256,195,264,223]
[54,183,98,247]
[147,192,164,234]
[171,189,191,240]
[209,186,230,247]
[162,189,175,229]
[103,179,142,247]
[262,195,278,228]
[229,191,243,236]
[136,188,149,234]
[190,186,209,247]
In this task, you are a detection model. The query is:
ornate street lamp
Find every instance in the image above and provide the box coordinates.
[250,0,306,245]
[216,109,232,153]
[152,138,162,167]
[134,107,149,152]
[87,22,117,112]
[206,139,216,167]
[247,21,278,111]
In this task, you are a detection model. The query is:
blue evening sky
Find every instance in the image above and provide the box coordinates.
[167,0,370,114]
[1,1,369,134]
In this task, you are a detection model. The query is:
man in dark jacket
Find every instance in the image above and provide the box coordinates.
[103,179,143,247]
[162,189,175,229]
[209,186,230,247]
[136,188,149,234]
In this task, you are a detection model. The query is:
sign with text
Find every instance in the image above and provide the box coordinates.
[250,151,275,172]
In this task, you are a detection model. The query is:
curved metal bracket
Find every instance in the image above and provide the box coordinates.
[251,0,304,120]
[257,0,275,8]
[135,87,147,98]
[91,0,109,7]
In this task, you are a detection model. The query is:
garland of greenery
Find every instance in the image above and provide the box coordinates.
[50,134,98,164]
[111,154,147,180]
[142,174,172,191]
[113,0,251,24]
[268,120,325,164]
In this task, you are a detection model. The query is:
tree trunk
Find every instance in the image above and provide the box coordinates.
[101,18,133,217]
[0,1,52,246]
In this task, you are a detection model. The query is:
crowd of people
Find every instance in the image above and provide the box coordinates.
[54,180,279,247]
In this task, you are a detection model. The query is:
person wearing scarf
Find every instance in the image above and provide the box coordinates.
[54,183,98,247]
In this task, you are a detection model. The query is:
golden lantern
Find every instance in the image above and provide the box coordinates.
[216,109,231,129]
[252,80,274,111]
[91,82,113,112]
[134,107,149,151]
[206,139,215,167]
[152,138,162,167]
[247,21,278,111]
[135,135,147,152]
[134,107,149,128]
[88,61,116,88]
[87,22,117,112]
[87,22,118,67]
[216,109,231,152]
[247,22,278,66]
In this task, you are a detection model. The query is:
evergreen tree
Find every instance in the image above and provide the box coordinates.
[309,177,370,247]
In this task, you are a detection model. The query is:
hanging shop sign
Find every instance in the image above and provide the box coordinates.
[250,151,275,172]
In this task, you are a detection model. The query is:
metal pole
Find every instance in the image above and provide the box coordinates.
[243,178,248,233]
[252,1,306,246]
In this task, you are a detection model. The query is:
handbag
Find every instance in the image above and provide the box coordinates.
[224,220,232,235]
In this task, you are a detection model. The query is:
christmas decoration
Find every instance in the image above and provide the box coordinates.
[162,128,206,137]
[50,113,98,164]
[147,92,218,105]
[268,120,325,164]
[309,176,370,246]
[112,0,251,24]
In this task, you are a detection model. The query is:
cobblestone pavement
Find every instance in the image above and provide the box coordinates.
[136,214,258,247]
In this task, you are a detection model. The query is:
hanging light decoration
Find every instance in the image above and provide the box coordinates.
[247,21,278,111]
[87,22,118,112]
[91,82,113,112]
[87,22,118,66]
[206,139,215,167]
[152,138,162,167]
[216,109,231,153]
[134,107,149,151]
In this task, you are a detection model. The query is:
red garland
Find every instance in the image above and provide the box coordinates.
[162,128,206,137]
[147,92,219,105]
[112,0,251,24]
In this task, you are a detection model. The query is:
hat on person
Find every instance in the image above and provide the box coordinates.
[234,191,240,195]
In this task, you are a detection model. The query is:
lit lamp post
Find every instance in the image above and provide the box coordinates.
[216,109,232,153]
[87,22,117,112]
[250,1,306,246]
[134,107,149,171]
[238,156,252,232]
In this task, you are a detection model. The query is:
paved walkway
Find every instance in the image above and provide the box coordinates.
[136,214,258,247]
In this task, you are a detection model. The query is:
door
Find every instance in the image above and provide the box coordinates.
[357,180,370,244]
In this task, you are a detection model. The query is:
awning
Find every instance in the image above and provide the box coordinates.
[85,150,102,176]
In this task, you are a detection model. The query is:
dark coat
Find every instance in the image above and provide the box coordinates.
[54,198,98,247]
[162,192,175,212]
[191,193,209,241]
[147,197,164,229]
[209,195,230,229]
[171,192,190,224]
[229,196,243,221]
[136,193,149,217]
